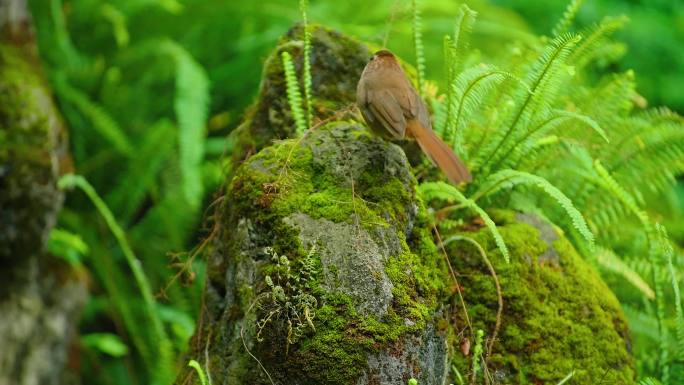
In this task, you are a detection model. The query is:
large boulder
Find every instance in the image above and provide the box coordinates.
[179,122,452,385]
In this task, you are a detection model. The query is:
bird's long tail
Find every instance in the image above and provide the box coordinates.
[407,120,472,184]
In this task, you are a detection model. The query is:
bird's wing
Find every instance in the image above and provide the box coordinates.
[367,89,406,139]
[395,85,431,130]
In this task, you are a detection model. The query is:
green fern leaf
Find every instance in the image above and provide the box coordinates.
[419,182,510,262]
[53,74,133,155]
[105,119,176,222]
[281,51,307,136]
[596,247,654,299]
[157,40,210,208]
[445,65,524,156]
[475,169,594,245]
[660,224,684,362]
[569,16,628,69]
[477,33,582,174]
[451,4,477,74]
[552,0,585,37]
[504,109,608,169]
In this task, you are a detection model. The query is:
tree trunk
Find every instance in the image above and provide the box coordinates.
[0,1,85,384]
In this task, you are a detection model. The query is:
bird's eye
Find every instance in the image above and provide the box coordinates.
[368,55,375,62]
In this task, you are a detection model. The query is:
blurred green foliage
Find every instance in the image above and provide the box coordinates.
[491,0,684,113]
[25,0,684,384]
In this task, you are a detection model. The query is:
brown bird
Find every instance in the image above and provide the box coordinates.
[356,49,472,184]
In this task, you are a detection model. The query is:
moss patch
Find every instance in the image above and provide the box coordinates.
[446,211,635,384]
[0,43,64,259]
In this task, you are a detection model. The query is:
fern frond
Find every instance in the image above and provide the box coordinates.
[281,51,307,136]
[188,360,211,385]
[58,174,174,384]
[475,169,594,245]
[299,0,313,127]
[639,379,663,385]
[106,120,176,222]
[592,160,651,231]
[157,40,210,208]
[53,74,133,155]
[569,16,628,69]
[411,0,426,98]
[451,4,477,74]
[607,116,684,191]
[471,329,485,382]
[504,109,607,169]
[445,65,524,156]
[439,35,456,138]
[590,161,671,382]
[419,182,510,262]
[623,305,660,342]
[596,247,655,299]
[661,224,684,362]
[581,71,636,118]
[552,0,585,37]
[477,33,581,174]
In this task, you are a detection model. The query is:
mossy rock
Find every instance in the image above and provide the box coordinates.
[178,122,452,385]
[445,211,635,384]
[0,43,66,260]
[230,24,370,163]
[179,24,635,385]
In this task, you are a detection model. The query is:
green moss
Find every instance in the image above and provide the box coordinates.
[221,121,451,383]
[446,211,635,384]
[0,43,63,259]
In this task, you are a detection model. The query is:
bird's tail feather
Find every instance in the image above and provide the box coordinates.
[407,120,472,184]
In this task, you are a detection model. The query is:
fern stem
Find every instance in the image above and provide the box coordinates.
[57,174,173,382]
